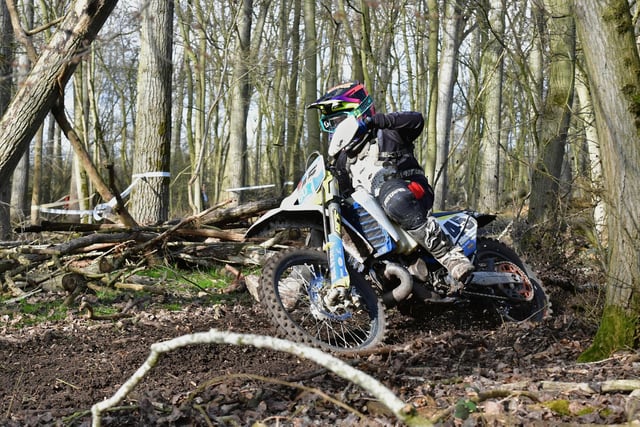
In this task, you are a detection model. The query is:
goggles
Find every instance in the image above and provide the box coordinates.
[320,112,350,133]
[319,95,373,133]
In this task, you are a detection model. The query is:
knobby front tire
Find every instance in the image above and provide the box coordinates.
[259,247,386,353]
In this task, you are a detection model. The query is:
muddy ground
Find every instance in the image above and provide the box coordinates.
[1,262,639,426]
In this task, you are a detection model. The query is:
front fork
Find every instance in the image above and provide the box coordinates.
[323,175,350,290]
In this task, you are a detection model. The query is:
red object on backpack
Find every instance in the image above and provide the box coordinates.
[407,181,425,199]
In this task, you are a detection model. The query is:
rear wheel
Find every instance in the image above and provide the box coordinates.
[474,238,550,322]
[259,247,386,352]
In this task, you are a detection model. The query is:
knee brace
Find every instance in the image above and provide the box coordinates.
[377,179,428,230]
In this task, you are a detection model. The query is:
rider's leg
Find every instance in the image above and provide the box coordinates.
[406,217,474,282]
[378,178,474,283]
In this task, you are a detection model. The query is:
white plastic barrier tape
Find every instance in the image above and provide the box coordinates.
[39,172,171,221]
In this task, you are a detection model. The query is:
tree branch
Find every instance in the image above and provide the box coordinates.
[90,330,430,427]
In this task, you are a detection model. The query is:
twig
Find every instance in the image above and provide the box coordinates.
[79,300,134,321]
[113,200,233,268]
[90,330,430,427]
[187,372,367,419]
[2,288,42,304]
[106,163,139,228]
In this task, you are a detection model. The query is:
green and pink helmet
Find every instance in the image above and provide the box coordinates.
[307,81,375,134]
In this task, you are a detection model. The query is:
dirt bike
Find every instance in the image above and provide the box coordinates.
[246,116,549,353]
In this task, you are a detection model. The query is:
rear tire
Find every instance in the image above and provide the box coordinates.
[259,247,386,352]
[474,238,550,322]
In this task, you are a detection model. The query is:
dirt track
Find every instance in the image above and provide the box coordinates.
[2,277,640,426]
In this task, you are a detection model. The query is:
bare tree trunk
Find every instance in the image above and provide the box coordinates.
[176,3,199,212]
[10,1,32,225]
[224,0,252,205]
[574,0,640,361]
[285,0,302,186]
[0,0,120,184]
[0,0,13,238]
[528,0,576,225]
[71,61,90,221]
[575,67,605,238]
[424,0,439,182]
[189,41,204,214]
[10,151,28,223]
[130,0,173,224]
[464,26,483,207]
[30,125,44,223]
[477,0,505,212]
[303,0,320,156]
[433,0,465,210]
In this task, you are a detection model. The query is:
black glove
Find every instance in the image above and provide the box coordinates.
[363,116,374,129]
[368,113,388,129]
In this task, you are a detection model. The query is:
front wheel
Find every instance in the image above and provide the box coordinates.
[259,247,386,352]
[474,238,550,322]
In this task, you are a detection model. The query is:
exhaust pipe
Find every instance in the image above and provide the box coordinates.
[381,262,413,307]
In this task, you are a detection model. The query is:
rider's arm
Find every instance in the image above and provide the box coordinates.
[368,112,424,142]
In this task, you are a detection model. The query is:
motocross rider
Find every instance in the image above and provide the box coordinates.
[307,81,474,289]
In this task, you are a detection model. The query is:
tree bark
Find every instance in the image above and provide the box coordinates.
[303,0,320,156]
[0,0,13,238]
[424,0,439,182]
[130,0,173,224]
[433,0,465,210]
[224,0,252,205]
[575,67,605,238]
[0,0,120,184]
[286,0,303,184]
[574,0,640,361]
[477,0,505,212]
[528,0,576,225]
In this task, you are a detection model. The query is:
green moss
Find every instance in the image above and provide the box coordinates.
[163,302,183,311]
[576,407,595,416]
[602,2,634,35]
[544,399,571,416]
[578,304,638,362]
[158,121,168,137]
[622,85,640,126]
[11,300,69,327]
[600,408,613,417]
[453,399,477,420]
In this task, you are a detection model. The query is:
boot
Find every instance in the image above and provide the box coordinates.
[408,217,475,283]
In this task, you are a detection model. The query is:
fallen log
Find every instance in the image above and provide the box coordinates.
[1,198,284,299]
[200,197,281,226]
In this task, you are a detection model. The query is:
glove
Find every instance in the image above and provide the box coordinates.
[364,116,374,129]
[368,113,389,129]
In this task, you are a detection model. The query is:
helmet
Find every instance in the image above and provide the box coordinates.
[307,81,375,134]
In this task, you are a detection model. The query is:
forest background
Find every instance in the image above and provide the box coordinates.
[0,0,639,361]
